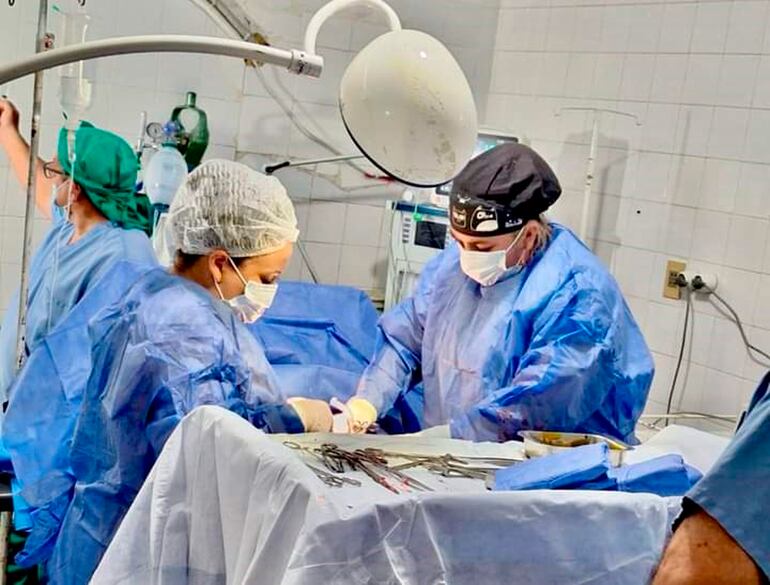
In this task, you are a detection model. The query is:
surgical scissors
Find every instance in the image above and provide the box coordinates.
[306,464,362,488]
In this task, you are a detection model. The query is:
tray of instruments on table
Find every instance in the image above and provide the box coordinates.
[272,432,527,495]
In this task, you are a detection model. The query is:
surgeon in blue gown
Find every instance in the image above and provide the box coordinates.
[0,99,155,404]
[4,160,332,584]
[653,374,770,585]
[342,143,654,443]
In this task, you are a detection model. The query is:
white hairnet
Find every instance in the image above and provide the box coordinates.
[168,159,299,257]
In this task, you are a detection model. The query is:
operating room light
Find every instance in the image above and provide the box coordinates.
[340,28,478,187]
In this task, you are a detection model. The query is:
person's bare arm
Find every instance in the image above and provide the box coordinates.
[652,509,765,585]
[0,99,53,220]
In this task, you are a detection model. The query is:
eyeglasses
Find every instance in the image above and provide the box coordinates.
[42,161,67,180]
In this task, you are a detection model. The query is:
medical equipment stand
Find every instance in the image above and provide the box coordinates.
[554,107,642,247]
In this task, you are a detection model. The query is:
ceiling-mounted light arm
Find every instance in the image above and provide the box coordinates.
[0,34,324,86]
[304,0,401,55]
[264,153,365,175]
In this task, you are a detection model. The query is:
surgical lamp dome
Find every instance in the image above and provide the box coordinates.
[339,29,478,188]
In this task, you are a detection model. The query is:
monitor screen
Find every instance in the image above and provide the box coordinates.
[435,132,518,195]
[414,220,448,250]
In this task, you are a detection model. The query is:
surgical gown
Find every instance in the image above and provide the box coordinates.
[683,372,770,577]
[5,263,302,584]
[357,223,654,443]
[0,215,155,402]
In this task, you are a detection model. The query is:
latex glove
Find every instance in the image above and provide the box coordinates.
[346,398,378,434]
[287,398,333,433]
[0,99,20,145]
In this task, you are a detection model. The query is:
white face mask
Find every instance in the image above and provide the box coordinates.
[214,256,278,324]
[459,228,526,287]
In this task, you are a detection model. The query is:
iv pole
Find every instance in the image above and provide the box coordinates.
[13,0,49,381]
[555,107,642,247]
[0,0,50,578]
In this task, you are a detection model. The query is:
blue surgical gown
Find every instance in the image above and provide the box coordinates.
[0,215,155,402]
[684,372,770,577]
[357,224,654,443]
[5,263,302,584]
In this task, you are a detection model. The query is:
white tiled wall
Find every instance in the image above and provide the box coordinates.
[487,0,770,420]
[0,0,501,317]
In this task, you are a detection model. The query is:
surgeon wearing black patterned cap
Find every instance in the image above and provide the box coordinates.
[348,143,654,446]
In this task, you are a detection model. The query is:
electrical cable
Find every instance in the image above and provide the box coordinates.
[187,0,391,186]
[641,412,738,423]
[295,239,319,284]
[639,412,738,433]
[698,280,770,366]
[186,0,391,290]
[665,285,691,423]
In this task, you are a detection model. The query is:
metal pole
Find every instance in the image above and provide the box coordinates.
[3,2,49,579]
[578,116,599,244]
[14,0,49,377]
[0,510,9,585]
[554,107,643,248]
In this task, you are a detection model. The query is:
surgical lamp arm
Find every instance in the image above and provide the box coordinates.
[0,0,408,86]
[0,35,324,86]
[304,0,401,54]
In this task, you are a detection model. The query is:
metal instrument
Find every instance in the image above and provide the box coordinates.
[283,441,522,492]
[284,441,362,488]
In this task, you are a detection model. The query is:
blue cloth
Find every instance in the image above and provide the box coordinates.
[4,261,155,563]
[493,443,611,491]
[255,281,379,359]
[611,455,698,497]
[0,215,155,403]
[249,281,377,401]
[249,281,424,432]
[5,262,302,584]
[357,224,654,443]
[494,448,701,496]
[685,371,770,577]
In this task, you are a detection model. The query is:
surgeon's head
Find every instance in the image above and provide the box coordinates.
[54,122,149,233]
[449,143,561,287]
[168,159,299,323]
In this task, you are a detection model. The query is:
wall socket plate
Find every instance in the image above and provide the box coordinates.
[663,260,686,300]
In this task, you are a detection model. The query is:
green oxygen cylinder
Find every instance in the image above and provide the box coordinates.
[170,91,209,171]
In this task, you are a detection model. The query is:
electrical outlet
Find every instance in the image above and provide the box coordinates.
[663,260,686,300]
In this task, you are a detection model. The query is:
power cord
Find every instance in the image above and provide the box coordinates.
[693,277,770,366]
[657,273,770,429]
[665,277,691,422]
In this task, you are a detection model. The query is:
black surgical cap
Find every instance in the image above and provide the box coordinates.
[449,143,562,237]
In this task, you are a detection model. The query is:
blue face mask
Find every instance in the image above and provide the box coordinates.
[50,182,68,223]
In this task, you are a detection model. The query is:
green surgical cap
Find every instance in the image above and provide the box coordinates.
[58,122,151,234]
